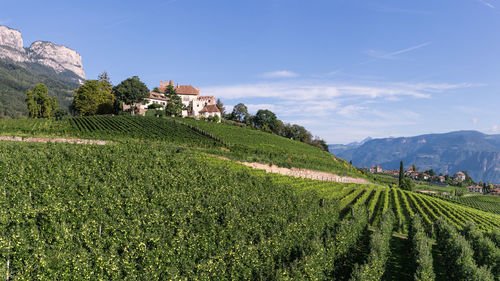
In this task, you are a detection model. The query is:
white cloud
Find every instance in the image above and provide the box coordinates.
[473,117,479,125]
[477,0,495,8]
[493,125,500,133]
[261,70,298,79]
[204,81,469,101]
[364,42,430,62]
[207,79,477,143]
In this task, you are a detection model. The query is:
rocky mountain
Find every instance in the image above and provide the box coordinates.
[0,25,85,117]
[329,131,500,184]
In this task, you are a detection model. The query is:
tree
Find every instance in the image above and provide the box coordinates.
[25,83,58,118]
[425,169,436,177]
[230,103,248,123]
[253,109,279,131]
[400,177,415,191]
[53,108,67,120]
[73,80,114,116]
[216,99,225,118]
[164,83,183,117]
[310,137,328,151]
[399,161,404,187]
[113,76,149,114]
[98,71,111,84]
[412,164,418,172]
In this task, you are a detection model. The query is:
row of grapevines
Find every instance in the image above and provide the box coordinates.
[349,210,395,281]
[435,218,495,281]
[408,215,435,281]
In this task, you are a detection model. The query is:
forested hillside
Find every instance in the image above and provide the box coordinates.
[0,59,79,118]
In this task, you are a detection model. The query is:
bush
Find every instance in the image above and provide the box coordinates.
[400,177,415,191]
[147,103,163,110]
[53,108,67,121]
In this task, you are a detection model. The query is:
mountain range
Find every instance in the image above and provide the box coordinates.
[329,130,500,184]
[0,25,85,117]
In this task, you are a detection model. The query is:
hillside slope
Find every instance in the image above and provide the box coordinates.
[0,116,499,280]
[0,59,79,117]
[330,130,500,183]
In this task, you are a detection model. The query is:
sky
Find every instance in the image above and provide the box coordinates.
[1,0,500,143]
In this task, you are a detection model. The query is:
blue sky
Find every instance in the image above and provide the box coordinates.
[2,0,500,143]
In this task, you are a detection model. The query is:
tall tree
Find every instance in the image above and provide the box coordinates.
[73,80,114,116]
[231,103,248,123]
[164,83,183,117]
[253,109,279,131]
[113,76,149,114]
[399,160,404,187]
[25,83,58,118]
[216,99,225,117]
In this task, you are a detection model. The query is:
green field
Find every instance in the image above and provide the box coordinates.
[450,195,500,215]
[0,116,499,280]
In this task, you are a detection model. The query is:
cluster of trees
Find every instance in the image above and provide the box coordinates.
[398,161,416,191]
[222,103,328,151]
[25,83,65,119]
[71,72,150,116]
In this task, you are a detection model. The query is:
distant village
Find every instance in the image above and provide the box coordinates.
[363,165,500,195]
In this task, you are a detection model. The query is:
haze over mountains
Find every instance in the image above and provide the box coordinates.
[329,130,500,184]
[0,25,84,117]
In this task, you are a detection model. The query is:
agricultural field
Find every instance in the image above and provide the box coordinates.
[450,195,500,215]
[177,117,363,177]
[0,116,499,280]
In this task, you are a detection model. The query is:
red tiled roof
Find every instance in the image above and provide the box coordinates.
[197,96,215,100]
[176,85,199,95]
[149,92,169,101]
[199,104,220,113]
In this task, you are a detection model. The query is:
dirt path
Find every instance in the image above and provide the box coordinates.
[240,161,372,184]
[0,136,108,145]
[213,155,372,184]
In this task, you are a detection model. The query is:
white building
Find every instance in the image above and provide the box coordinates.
[124,80,221,120]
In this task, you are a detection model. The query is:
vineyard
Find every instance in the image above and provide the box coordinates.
[450,194,500,215]
[0,116,500,280]
[177,117,363,177]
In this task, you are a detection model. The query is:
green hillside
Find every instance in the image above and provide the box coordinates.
[0,59,78,118]
[0,116,499,280]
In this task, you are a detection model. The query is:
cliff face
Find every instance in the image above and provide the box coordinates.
[28,41,85,80]
[0,26,26,62]
[0,25,85,81]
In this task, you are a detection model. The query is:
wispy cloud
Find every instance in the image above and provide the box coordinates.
[204,79,478,143]
[477,0,495,8]
[365,42,431,60]
[260,70,298,79]
[205,80,469,102]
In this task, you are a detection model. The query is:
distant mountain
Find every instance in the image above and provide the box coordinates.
[0,25,85,117]
[329,131,500,183]
[329,137,372,153]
